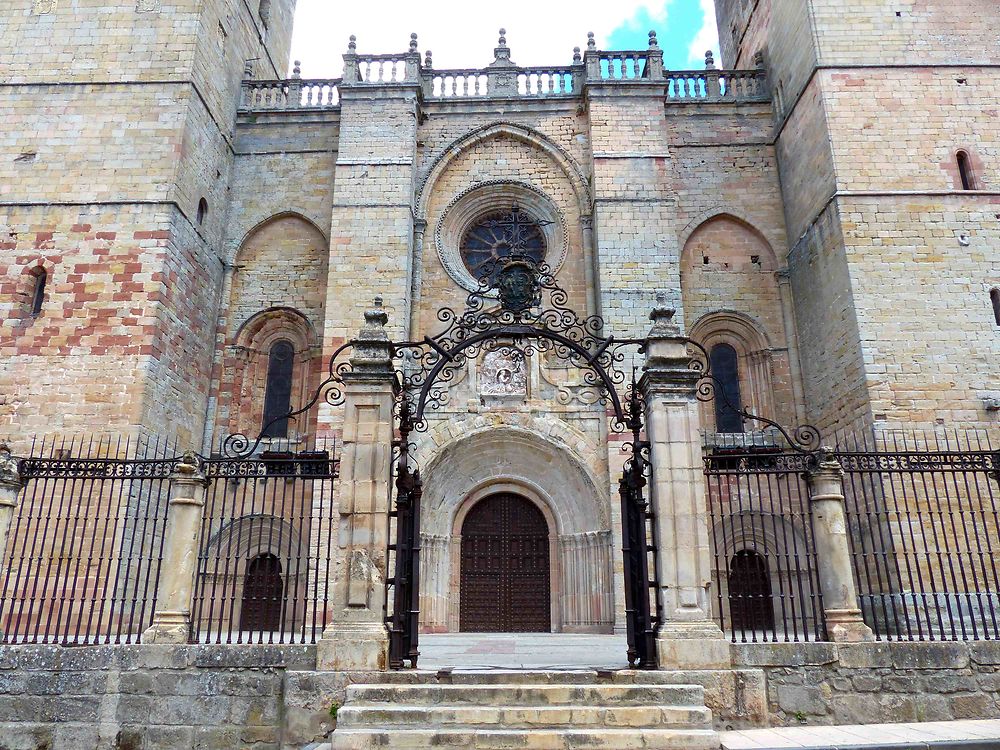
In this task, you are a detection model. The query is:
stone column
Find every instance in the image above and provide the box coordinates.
[806,452,875,642]
[0,446,24,564]
[640,303,730,669]
[317,298,397,671]
[142,453,208,644]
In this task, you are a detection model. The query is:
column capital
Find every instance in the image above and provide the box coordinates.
[805,449,845,492]
[0,445,23,496]
[169,452,208,492]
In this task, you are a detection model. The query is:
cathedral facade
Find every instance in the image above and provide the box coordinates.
[2,0,999,647]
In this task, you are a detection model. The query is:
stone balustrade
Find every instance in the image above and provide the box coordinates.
[666,69,769,102]
[240,77,341,111]
[237,33,770,112]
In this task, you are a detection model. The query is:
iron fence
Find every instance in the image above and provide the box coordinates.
[191,437,339,644]
[0,435,177,644]
[704,448,826,642]
[0,435,339,645]
[838,430,1000,642]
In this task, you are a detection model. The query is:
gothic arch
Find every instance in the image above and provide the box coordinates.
[678,208,783,261]
[229,210,329,265]
[415,121,592,220]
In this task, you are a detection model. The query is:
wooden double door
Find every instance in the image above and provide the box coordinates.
[459,493,551,632]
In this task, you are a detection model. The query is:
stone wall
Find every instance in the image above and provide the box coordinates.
[3,641,1000,748]
[0,644,338,750]
[733,641,1000,727]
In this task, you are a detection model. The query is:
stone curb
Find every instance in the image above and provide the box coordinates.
[723,741,1000,750]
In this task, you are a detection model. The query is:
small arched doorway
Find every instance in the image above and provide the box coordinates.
[240,553,283,632]
[728,549,775,633]
[460,493,551,632]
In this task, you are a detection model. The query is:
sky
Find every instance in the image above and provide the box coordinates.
[287,0,719,79]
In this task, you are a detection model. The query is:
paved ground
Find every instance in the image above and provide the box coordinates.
[720,720,1000,749]
[419,633,630,670]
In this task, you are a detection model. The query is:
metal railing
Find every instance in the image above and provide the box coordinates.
[705,447,826,642]
[0,435,177,644]
[838,430,1000,642]
[0,435,339,645]
[191,438,338,644]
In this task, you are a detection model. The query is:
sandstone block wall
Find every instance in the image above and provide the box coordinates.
[1,0,297,446]
[734,641,1000,727]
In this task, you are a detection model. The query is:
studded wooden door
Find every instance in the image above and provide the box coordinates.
[460,493,551,632]
[239,553,283,632]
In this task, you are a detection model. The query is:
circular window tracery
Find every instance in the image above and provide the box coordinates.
[459,205,546,280]
[435,182,568,293]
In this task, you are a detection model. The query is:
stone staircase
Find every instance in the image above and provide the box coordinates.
[326,670,720,749]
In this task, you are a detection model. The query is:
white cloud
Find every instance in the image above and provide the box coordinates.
[288,0,673,78]
[686,0,720,67]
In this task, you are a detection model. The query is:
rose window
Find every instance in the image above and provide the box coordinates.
[459,205,546,280]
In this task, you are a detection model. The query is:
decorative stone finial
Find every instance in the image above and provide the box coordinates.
[753,50,765,68]
[348,34,357,52]
[586,31,596,51]
[572,46,581,64]
[169,451,205,484]
[243,59,255,77]
[704,50,715,70]
[648,293,680,337]
[648,30,659,49]
[409,32,418,52]
[365,296,388,328]
[292,60,301,78]
[350,297,394,376]
[0,443,22,489]
[489,27,515,69]
[424,49,433,69]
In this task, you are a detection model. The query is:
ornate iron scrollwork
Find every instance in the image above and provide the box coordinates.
[391,252,645,432]
[686,339,823,454]
[220,340,356,459]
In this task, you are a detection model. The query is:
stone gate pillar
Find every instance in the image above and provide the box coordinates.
[640,303,730,669]
[317,298,398,671]
[806,452,875,642]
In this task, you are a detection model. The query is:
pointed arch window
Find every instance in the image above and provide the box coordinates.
[261,339,294,438]
[711,343,743,433]
[992,288,1000,326]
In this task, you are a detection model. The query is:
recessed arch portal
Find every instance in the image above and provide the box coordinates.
[417,424,615,634]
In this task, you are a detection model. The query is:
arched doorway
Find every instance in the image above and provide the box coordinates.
[728,549,774,633]
[240,553,283,632]
[460,493,551,632]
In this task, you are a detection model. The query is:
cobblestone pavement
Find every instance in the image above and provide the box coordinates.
[721,720,1000,748]
[418,633,630,670]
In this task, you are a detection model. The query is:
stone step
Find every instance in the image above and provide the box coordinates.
[336,703,714,729]
[344,682,706,707]
[328,669,714,685]
[330,727,721,749]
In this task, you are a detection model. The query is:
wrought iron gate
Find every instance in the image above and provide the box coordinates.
[384,244,654,667]
[386,398,422,669]
[619,384,660,668]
